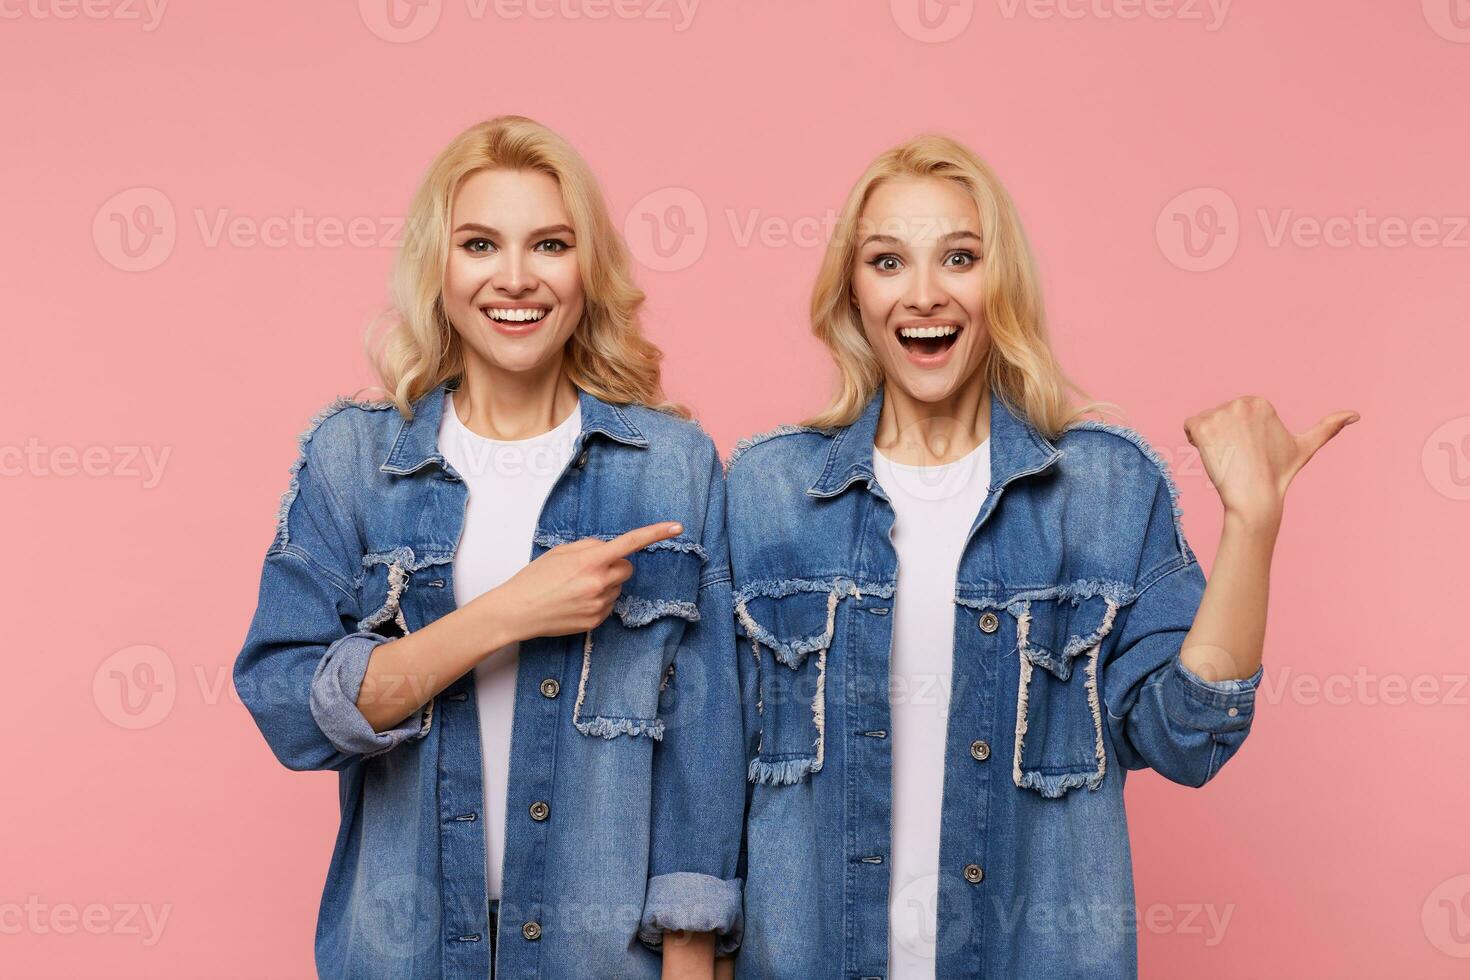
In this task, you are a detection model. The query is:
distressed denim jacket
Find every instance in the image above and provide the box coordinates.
[724,384,1264,980]
[234,379,745,980]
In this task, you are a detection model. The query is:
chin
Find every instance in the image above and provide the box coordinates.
[888,369,965,405]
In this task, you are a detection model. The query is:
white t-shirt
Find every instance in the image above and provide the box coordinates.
[436,390,581,900]
[871,437,992,979]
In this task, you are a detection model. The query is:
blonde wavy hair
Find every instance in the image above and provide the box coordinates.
[367,115,685,419]
[804,134,1117,438]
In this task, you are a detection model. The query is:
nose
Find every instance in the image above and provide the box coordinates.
[904,264,948,316]
[491,247,537,297]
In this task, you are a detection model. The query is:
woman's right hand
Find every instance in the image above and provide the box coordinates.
[484,521,685,644]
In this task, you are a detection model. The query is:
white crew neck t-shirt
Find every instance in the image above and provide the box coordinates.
[871,437,992,979]
[436,391,581,900]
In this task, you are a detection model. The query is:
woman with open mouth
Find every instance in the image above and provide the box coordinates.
[723,136,1357,979]
[234,116,744,979]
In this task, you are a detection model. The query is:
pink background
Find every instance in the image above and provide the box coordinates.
[5,1,1469,976]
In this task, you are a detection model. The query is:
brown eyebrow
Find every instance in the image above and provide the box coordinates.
[860,230,983,248]
[452,223,576,238]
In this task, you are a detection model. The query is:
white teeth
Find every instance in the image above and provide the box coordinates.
[484,308,547,323]
[898,324,959,339]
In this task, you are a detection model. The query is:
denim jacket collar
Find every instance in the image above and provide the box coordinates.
[806,382,1062,498]
[380,376,649,476]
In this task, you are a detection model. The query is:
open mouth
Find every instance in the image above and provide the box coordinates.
[896,323,962,359]
[482,306,550,325]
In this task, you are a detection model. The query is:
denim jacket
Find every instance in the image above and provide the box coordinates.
[724,384,1263,980]
[233,379,745,979]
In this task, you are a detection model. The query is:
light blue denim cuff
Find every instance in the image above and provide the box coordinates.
[638,871,743,956]
[1165,655,1264,734]
[309,630,430,758]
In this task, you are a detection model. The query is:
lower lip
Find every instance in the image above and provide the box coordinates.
[897,330,962,369]
[483,310,550,337]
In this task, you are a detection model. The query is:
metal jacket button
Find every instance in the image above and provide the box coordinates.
[978,612,999,633]
[522,920,542,941]
[970,739,990,761]
[529,801,550,821]
[964,863,984,884]
[540,678,560,698]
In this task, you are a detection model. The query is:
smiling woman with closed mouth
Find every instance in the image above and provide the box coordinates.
[723,135,1357,980]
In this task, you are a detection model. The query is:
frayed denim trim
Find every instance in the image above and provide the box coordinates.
[741,581,858,782]
[573,714,665,740]
[1065,419,1190,555]
[614,595,701,627]
[725,423,835,471]
[1013,601,1114,796]
[1014,766,1106,798]
[954,578,1136,611]
[1016,596,1123,681]
[637,872,744,956]
[357,563,409,634]
[532,529,708,561]
[355,549,453,634]
[748,755,817,786]
[733,576,895,604]
[271,396,395,552]
[571,631,665,740]
[733,578,873,668]
[361,546,453,574]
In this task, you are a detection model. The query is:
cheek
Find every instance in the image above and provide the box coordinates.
[443,254,482,306]
[545,261,584,308]
[852,275,894,337]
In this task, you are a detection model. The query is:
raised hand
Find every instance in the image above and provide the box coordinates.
[1183,396,1359,532]
[489,521,685,641]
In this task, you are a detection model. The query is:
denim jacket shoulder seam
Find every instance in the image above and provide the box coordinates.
[273,394,389,552]
[269,543,355,601]
[1135,553,1196,596]
[1065,419,1192,558]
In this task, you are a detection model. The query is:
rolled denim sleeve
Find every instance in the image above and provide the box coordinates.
[638,447,745,955]
[310,629,430,757]
[1102,474,1263,788]
[234,420,427,772]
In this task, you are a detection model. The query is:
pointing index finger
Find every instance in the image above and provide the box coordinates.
[602,521,684,559]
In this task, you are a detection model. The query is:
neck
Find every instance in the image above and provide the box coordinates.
[874,370,991,466]
[454,352,579,441]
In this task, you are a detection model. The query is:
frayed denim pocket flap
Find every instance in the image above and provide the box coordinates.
[1015,593,1120,682]
[572,544,705,740]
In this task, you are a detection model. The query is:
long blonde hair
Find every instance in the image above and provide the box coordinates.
[804,134,1116,437]
[368,115,684,419]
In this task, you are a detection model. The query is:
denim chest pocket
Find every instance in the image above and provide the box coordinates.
[355,546,452,638]
[1009,592,1123,798]
[735,583,853,786]
[354,546,453,743]
[571,542,704,740]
